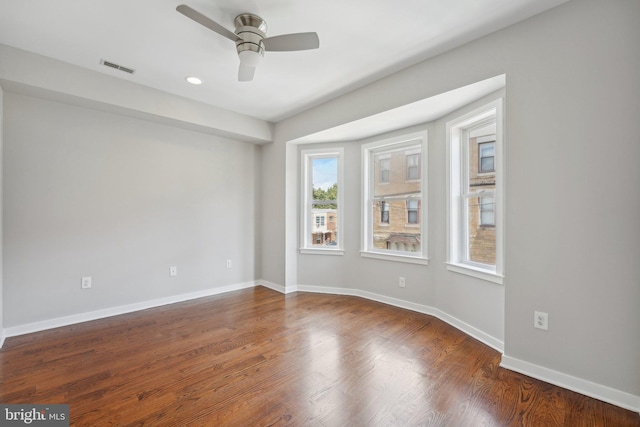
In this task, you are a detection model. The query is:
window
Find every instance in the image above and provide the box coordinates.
[362,131,428,263]
[479,141,495,173]
[406,153,420,180]
[301,148,344,253]
[407,200,419,224]
[380,201,390,224]
[479,196,495,226]
[446,99,503,283]
[379,157,390,183]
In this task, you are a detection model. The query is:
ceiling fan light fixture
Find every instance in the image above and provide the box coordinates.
[238,49,263,67]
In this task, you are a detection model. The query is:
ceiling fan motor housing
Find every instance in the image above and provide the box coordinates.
[176,5,320,81]
[234,14,267,60]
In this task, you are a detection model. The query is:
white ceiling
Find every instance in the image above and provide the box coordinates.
[0,0,566,123]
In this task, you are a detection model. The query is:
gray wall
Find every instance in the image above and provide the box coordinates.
[3,92,261,327]
[295,130,438,301]
[294,92,506,346]
[265,0,640,399]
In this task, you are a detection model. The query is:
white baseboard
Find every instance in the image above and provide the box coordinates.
[255,279,287,294]
[500,355,640,414]
[3,281,257,339]
[295,284,504,352]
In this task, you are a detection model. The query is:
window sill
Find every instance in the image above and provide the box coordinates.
[300,248,345,256]
[445,262,503,285]
[361,251,429,265]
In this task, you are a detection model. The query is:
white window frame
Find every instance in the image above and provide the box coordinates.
[361,130,428,265]
[446,99,504,284]
[300,148,344,255]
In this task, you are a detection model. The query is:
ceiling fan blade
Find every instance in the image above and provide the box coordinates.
[263,32,319,51]
[238,63,256,82]
[176,4,241,42]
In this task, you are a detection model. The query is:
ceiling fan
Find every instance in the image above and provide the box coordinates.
[176,4,320,82]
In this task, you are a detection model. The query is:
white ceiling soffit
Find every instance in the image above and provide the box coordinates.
[292,75,505,144]
[0,1,567,123]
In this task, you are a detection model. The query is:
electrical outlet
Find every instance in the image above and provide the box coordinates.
[226,260,232,269]
[399,276,406,288]
[81,276,92,289]
[170,266,177,277]
[534,311,549,330]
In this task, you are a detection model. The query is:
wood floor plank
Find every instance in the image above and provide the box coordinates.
[1,286,638,426]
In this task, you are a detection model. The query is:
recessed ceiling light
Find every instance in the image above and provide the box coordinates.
[185,76,202,85]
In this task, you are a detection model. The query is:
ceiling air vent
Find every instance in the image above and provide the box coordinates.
[100,59,136,74]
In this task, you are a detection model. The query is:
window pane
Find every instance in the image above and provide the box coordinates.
[406,154,420,180]
[368,141,423,256]
[480,156,494,172]
[466,136,496,265]
[480,143,494,157]
[480,196,495,226]
[310,157,338,247]
[407,199,419,224]
[479,142,495,173]
[372,200,421,253]
[466,195,496,265]
[380,201,390,223]
[378,157,390,183]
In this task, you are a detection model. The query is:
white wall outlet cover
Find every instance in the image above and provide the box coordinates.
[81,276,92,289]
[534,311,549,330]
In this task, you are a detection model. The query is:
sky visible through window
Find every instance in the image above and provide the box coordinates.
[312,158,337,190]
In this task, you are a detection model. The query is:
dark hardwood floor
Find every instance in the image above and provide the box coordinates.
[1,286,638,426]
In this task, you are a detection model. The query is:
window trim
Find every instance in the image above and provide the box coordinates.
[446,99,504,283]
[300,147,344,255]
[361,130,428,264]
